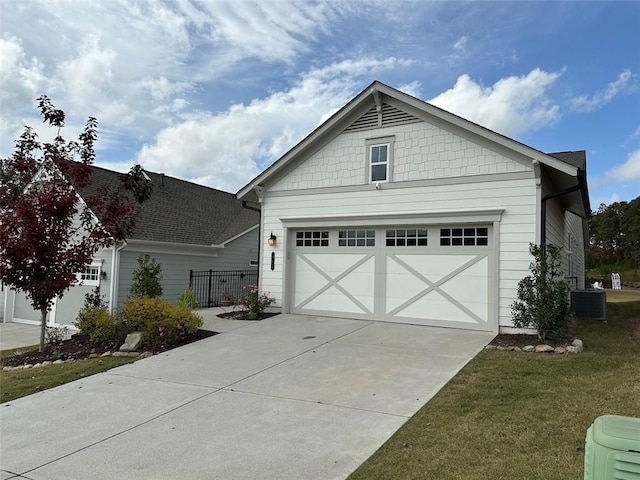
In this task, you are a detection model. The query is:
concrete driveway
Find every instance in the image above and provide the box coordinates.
[1,313,494,480]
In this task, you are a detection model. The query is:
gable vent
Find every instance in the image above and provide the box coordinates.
[345,103,422,132]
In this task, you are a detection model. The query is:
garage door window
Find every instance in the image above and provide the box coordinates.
[338,230,375,247]
[386,228,428,246]
[296,231,329,247]
[440,227,488,246]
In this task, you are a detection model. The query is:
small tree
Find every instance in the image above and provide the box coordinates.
[511,243,570,340]
[130,254,163,298]
[0,96,149,352]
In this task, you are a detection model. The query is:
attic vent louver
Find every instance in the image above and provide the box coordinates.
[345,103,422,132]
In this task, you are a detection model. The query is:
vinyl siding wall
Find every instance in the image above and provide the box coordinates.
[261,176,538,329]
[117,228,258,305]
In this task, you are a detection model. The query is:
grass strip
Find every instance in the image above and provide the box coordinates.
[0,356,135,403]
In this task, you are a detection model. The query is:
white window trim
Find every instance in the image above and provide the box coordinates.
[366,136,394,184]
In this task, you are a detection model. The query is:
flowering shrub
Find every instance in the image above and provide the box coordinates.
[122,297,203,348]
[236,285,275,320]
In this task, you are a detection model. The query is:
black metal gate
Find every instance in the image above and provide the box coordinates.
[189,270,258,308]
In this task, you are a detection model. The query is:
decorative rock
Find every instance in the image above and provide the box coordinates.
[112,351,128,357]
[535,344,554,353]
[523,345,535,352]
[554,347,567,354]
[42,361,52,366]
[567,345,583,353]
[484,345,497,350]
[100,351,112,357]
[572,339,584,348]
[120,332,143,352]
[127,352,140,358]
[497,346,509,351]
[513,346,522,352]
[139,351,153,359]
[24,364,33,369]
[3,366,13,371]
[89,353,99,359]
[32,363,42,368]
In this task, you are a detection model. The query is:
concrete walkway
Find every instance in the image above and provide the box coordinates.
[1,310,494,480]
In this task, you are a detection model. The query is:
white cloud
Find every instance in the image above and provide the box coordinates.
[0,36,48,138]
[453,35,469,51]
[605,148,640,181]
[428,68,562,135]
[569,70,637,112]
[136,57,412,192]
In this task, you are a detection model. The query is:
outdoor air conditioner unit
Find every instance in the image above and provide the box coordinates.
[571,289,607,321]
[584,415,640,480]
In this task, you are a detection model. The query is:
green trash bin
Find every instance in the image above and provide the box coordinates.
[584,415,640,480]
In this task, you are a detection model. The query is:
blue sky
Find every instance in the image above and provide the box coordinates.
[1,1,638,208]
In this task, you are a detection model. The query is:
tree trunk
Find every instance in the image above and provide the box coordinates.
[39,307,47,353]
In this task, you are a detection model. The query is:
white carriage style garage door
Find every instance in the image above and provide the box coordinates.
[290,225,494,331]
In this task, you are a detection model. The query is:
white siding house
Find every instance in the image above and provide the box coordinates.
[238,81,590,333]
[4,166,259,328]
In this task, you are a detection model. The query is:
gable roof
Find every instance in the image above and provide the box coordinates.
[237,80,588,214]
[79,164,259,246]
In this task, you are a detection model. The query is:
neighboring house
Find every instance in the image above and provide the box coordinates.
[4,165,260,327]
[237,81,590,334]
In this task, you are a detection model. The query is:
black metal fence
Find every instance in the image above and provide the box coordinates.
[189,270,258,308]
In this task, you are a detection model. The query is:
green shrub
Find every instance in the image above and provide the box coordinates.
[75,306,122,343]
[84,286,108,309]
[511,243,570,340]
[129,254,163,298]
[122,297,203,348]
[177,289,200,310]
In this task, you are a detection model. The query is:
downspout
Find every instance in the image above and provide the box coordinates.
[108,240,127,313]
[540,169,586,248]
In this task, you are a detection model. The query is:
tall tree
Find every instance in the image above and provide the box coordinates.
[0,96,149,352]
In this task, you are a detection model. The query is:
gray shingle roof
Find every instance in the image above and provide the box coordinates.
[79,164,259,245]
[547,150,586,170]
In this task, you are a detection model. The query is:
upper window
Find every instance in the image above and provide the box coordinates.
[440,227,489,246]
[296,231,329,247]
[366,136,394,183]
[370,144,388,182]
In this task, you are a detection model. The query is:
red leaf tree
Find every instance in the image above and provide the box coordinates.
[0,96,150,352]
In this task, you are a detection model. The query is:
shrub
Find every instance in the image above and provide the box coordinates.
[122,297,203,348]
[511,243,570,340]
[177,289,200,310]
[235,285,275,320]
[84,286,108,309]
[75,306,123,343]
[45,325,69,346]
[130,254,163,298]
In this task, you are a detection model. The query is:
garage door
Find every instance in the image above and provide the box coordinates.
[290,226,493,331]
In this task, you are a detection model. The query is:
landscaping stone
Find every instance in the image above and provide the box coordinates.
[89,353,99,359]
[554,347,567,354]
[100,351,112,357]
[42,361,52,366]
[32,363,42,368]
[24,364,33,369]
[127,352,140,358]
[139,351,153,359]
[572,339,584,348]
[567,345,583,353]
[497,346,509,351]
[523,345,535,352]
[484,345,497,350]
[112,351,128,357]
[119,332,142,352]
[534,344,554,353]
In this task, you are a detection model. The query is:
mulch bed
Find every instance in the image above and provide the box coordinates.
[0,329,217,368]
[216,312,280,320]
[488,333,572,349]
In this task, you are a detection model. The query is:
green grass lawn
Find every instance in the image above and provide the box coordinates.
[0,356,135,403]
[348,301,640,480]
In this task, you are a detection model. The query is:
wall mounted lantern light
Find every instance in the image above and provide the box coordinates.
[268,232,277,247]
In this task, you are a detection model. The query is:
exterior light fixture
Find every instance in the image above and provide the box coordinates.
[268,232,277,247]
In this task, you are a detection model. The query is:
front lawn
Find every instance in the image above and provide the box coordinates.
[348,299,640,480]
